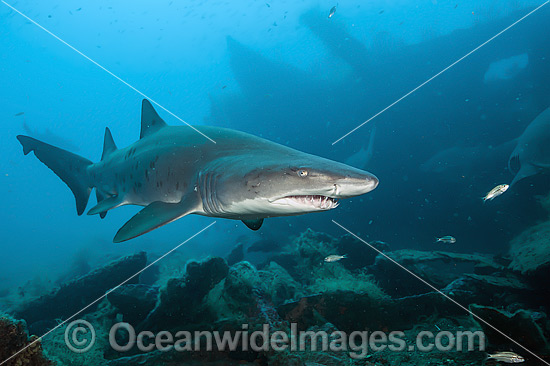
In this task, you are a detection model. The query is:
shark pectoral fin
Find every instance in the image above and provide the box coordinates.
[510,164,538,187]
[88,194,124,217]
[242,219,264,231]
[113,199,194,243]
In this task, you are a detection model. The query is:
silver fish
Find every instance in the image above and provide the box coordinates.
[436,236,456,244]
[483,184,509,202]
[487,351,525,363]
[328,6,336,18]
[324,254,347,262]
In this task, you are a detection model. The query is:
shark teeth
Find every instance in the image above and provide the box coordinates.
[285,195,339,209]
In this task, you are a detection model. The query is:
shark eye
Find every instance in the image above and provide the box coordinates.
[297,169,308,177]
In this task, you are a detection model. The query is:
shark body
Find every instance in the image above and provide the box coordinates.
[509,107,550,187]
[17,100,378,242]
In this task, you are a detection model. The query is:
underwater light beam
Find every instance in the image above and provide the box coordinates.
[332,219,550,366]
[0,221,216,366]
[1,1,216,144]
[332,1,549,145]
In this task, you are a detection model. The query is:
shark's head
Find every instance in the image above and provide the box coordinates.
[199,152,379,219]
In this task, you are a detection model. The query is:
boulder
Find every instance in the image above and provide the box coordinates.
[469,304,550,354]
[509,221,550,285]
[370,249,504,297]
[13,252,147,335]
[141,257,229,331]
[107,284,159,325]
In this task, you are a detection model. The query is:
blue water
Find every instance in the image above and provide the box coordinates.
[0,0,548,308]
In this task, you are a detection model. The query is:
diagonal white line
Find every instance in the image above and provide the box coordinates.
[1,0,216,144]
[332,219,549,365]
[332,1,549,145]
[0,221,216,366]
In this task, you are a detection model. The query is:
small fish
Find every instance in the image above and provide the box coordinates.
[379,10,385,14]
[328,6,337,18]
[324,254,347,262]
[14,112,24,116]
[487,351,525,363]
[265,3,270,7]
[436,236,456,244]
[483,184,509,202]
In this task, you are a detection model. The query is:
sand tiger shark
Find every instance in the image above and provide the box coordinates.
[509,107,550,187]
[17,100,378,242]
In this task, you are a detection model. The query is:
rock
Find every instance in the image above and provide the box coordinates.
[278,289,484,334]
[469,304,550,354]
[260,253,299,279]
[105,348,257,366]
[335,235,389,269]
[295,229,336,261]
[370,249,504,297]
[226,243,244,266]
[141,257,229,331]
[0,316,53,365]
[206,261,261,321]
[13,252,147,335]
[509,221,550,284]
[259,262,304,305]
[438,273,538,312]
[107,284,159,325]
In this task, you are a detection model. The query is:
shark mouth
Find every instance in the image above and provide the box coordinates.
[272,195,339,210]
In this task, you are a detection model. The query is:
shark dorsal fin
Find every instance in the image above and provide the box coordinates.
[101,127,117,160]
[140,99,168,139]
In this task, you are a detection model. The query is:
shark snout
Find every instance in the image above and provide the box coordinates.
[333,171,379,198]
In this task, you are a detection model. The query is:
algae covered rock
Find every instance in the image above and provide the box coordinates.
[371,249,504,297]
[469,304,550,354]
[509,221,550,281]
[206,261,261,321]
[335,235,389,269]
[0,316,53,366]
[106,284,159,325]
[13,252,147,335]
[142,257,229,331]
[259,262,304,305]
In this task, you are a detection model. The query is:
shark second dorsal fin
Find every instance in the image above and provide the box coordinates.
[101,127,118,160]
[140,99,168,139]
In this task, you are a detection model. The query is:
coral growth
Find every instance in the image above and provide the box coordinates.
[0,315,52,366]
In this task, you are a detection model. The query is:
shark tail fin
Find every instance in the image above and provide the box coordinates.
[17,135,93,215]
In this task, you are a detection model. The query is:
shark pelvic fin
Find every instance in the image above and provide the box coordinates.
[88,194,124,217]
[242,219,264,230]
[510,164,538,187]
[101,127,117,160]
[113,197,196,243]
[140,99,168,139]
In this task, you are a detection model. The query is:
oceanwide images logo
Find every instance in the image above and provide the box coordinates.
[64,320,486,358]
